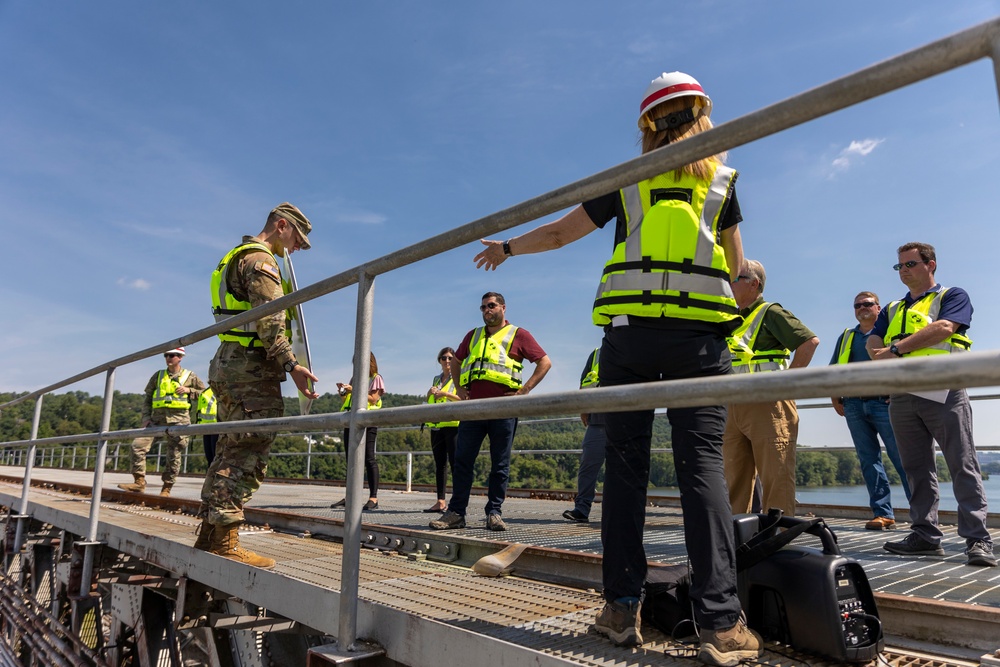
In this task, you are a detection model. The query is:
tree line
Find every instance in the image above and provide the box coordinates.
[3,389,974,490]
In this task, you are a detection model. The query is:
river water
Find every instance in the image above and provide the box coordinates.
[794,473,999,512]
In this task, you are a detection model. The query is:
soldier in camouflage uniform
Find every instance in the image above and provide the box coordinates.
[196,202,319,569]
[118,347,204,496]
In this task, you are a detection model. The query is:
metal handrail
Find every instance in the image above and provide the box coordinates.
[0,17,998,653]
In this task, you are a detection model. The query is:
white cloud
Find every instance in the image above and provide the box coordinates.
[830,138,885,171]
[117,277,151,290]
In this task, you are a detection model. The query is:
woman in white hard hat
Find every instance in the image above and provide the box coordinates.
[472,72,760,666]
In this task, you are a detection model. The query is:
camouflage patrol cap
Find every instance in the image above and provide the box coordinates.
[271,202,312,250]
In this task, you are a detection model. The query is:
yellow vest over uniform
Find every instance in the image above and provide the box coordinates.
[197,387,218,423]
[210,241,291,348]
[727,302,791,374]
[459,325,523,390]
[592,165,740,326]
[152,370,192,409]
[882,288,972,356]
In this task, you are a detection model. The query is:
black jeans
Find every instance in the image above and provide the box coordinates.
[343,428,379,498]
[599,323,742,631]
[430,427,457,500]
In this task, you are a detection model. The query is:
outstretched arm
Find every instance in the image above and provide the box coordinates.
[474,206,596,271]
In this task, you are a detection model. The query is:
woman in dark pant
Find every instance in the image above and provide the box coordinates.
[424,347,462,513]
[330,352,385,511]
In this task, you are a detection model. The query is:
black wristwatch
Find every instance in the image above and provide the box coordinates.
[889,344,902,357]
[502,240,513,256]
[283,359,298,373]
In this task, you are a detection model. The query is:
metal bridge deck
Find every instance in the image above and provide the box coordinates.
[2,467,998,667]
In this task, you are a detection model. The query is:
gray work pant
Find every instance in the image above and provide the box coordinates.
[889,390,990,546]
[573,422,607,517]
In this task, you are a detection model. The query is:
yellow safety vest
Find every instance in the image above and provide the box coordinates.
[459,325,523,390]
[197,387,217,423]
[882,288,972,356]
[152,370,192,409]
[727,302,790,374]
[580,348,600,389]
[210,240,290,347]
[592,165,740,326]
[341,374,384,411]
[835,329,856,365]
[425,374,460,428]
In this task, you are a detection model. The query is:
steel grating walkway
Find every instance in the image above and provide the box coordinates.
[1,468,998,667]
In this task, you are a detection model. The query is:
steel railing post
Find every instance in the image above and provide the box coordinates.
[12,395,45,555]
[80,368,115,597]
[306,438,313,479]
[406,452,413,493]
[339,270,375,652]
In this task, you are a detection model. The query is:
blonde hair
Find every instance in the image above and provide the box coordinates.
[639,96,726,181]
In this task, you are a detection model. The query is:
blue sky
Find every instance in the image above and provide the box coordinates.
[3,2,999,447]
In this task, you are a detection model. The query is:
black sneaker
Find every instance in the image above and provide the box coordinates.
[429,510,466,530]
[591,597,642,647]
[883,532,945,556]
[562,509,589,523]
[486,513,507,531]
[965,540,997,567]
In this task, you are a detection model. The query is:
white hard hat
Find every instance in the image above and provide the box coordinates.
[639,71,712,121]
[165,347,186,356]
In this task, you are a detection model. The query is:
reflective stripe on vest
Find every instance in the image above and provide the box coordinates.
[580,348,600,389]
[152,369,192,409]
[835,328,855,365]
[727,302,790,374]
[592,165,740,326]
[882,288,972,356]
[197,387,217,423]
[459,325,523,389]
[341,374,384,411]
[210,241,290,347]
[425,374,460,428]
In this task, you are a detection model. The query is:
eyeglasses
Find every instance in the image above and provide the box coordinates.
[480,302,502,311]
[733,275,752,283]
[892,260,928,271]
[853,301,877,309]
[438,355,453,361]
[164,353,182,359]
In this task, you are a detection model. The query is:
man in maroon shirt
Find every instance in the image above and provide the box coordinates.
[430,292,551,531]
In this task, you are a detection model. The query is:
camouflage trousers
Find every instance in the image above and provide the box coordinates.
[198,379,282,527]
[129,432,190,485]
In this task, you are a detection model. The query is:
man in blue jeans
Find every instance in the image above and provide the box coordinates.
[430,292,551,532]
[830,291,910,530]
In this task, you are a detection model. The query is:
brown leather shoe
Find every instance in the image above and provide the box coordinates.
[865,516,896,531]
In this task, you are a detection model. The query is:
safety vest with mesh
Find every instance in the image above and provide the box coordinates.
[210,241,290,347]
[425,374,460,428]
[341,374,384,411]
[592,165,740,326]
[459,325,523,390]
[197,387,217,423]
[580,348,600,389]
[882,288,972,356]
[727,302,790,374]
[152,370,192,409]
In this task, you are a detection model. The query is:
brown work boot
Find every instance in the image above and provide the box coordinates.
[698,615,763,666]
[208,523,276,569]
[193,521,215,551]
[117,474,146,493]
[159,484,172,497]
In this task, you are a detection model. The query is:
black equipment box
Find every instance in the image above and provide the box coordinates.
[734,513,884,663]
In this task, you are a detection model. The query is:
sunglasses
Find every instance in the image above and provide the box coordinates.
[480,302,502,311]
[893,260,927,271]
[733,275,753,283]
[854,301,877,309]
[164,353,182,359]
[439,355,454,361]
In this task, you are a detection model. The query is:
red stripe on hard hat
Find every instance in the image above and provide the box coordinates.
[640,82,704,113]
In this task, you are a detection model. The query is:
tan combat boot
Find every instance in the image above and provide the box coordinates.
[117,474,146,493]
[208,524,276,569]
[193,520,215,551]
[159,484,172,497]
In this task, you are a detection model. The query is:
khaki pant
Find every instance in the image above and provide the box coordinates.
[723,399,798,516]
[129,432,189,485]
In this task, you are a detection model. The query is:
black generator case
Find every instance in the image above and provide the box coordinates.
[733,513,884,663]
